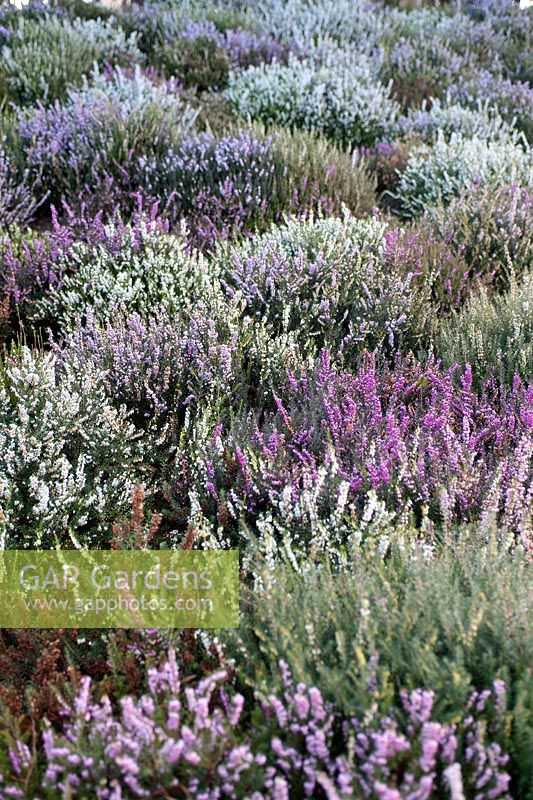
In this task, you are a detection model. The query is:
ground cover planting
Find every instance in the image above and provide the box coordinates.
[0,0,531,798]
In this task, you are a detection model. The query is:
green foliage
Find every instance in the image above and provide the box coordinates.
[230,534,533,795]
[0,15,140,106]
[154,35,230,90]
[436,271,533,385]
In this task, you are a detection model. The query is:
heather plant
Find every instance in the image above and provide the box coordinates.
[0,15,140,105]
[215,213,432,360]
[57,297,244,429]
[0,346,144,549]
[118,1,256,54]
[269,126,378,219]
[0,143,44,227]
[380,223,476,313]
[251,0,387,53]
[448,69,533,141]
[0,648,516,800]
[399,98,519,143]
[149,17,290,84]
[26,216,209,331]
[233,538,531,795]
[138,130,279,248]
[378,34,478,109]
[436,271,533,386]
[424,182,533,289]
[393,132,533,218]
[174,353,533,544]
[16,66,197,209]
[224,52,399,148]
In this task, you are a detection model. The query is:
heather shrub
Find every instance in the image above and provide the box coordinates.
[174,353,533,545]
[154,30,230,90]
[393,133,533,218]
[139,130,279,248]
[0,648,516,800]
[222,28,293,70]
[215,214,432,359]
[27,216,209,331]
[57,298,244,428]
[118,1,243,53]
[268,126,378,218]
[399,98,518,142]
[16,66,197,209]
[381,222,477,312]
[0,15,140,105]
[233,538,531,795]
[424,183,533,289]
[0,143,44,227]
[436,271,533,385]
[224,53,399,148]
[379,34,477,109]
[0,346,144,549]
[449,69,533,141]
[252,0,386,53]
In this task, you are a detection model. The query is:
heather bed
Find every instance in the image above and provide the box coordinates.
[0,0,531,798]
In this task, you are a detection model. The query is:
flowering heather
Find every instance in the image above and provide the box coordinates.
[0,144,44,227]
[224,53,399,148]
[58,300,240,425]
[180,353,532,542]
[0,0,531,795]
[0,14,140,105]
[448,68,533,140]
[15,66,196,208]
[217,213,433,358]
[0,346,144,549]
[0,650,512,800]
[393,133,533,218]
[139,130,277,248]
[0,202,193,326]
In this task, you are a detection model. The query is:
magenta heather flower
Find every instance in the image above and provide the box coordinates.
[187,352,532,541]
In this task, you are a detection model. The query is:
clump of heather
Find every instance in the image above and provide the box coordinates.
[216,213,433,360]
[1,203,206,333]
[1,649,512,800]
[0,14,141,105]
[399,98,518,143]
[0,144,44,227]
[448,69,533,141]
[21,209,210,332]
[58,298,242,427]
[176,352,532,544]
[423,182,533,290]
[382,223,473,312]
[15,66,197,210]
[224,51,399,148]
[378,33,478,110]
[436,271,533,386]
[393,133,532,218]
[139,130,278,249]
[0,346,144,549]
